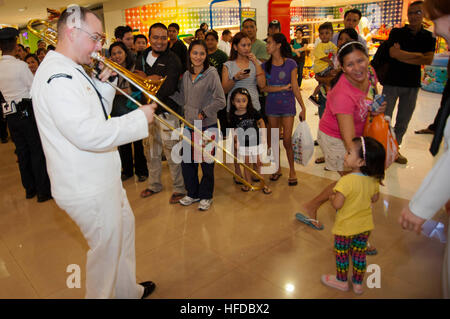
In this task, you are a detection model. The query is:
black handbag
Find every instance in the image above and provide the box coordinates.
[370,41,391,86]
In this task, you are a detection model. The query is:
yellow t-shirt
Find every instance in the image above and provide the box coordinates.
[332,173,379,236]
[313,41,338,74]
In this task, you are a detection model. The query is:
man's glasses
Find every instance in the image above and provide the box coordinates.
[75,27,106,45]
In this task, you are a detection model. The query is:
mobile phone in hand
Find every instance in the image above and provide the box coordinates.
[372,94,385,112]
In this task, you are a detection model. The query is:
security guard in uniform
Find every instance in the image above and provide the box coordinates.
[0,27,52,202]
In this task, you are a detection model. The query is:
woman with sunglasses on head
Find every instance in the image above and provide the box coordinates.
[109,41,149,183]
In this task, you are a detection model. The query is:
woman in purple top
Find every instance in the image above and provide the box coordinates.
[263,33,306,186]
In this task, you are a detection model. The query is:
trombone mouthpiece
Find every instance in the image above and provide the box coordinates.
[90,52,103,62]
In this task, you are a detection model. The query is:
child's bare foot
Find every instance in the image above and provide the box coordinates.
[262,186,272,195]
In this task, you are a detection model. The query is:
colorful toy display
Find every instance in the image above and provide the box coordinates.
[422,54,449,94]
[125,3,255,36]
[290,0,403,32]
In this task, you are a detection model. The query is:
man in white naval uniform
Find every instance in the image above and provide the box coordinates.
[31,6,157,298]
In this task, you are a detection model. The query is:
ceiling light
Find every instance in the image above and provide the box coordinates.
[18,7,27,12]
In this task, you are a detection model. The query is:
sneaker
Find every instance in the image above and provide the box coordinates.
[179,196,200,206]
[395,152,408,164]
[308,95,320,106]
[198,199,212,211]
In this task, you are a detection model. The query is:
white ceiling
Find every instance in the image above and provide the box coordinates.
[0,0,98,28]
[0,0,390,28]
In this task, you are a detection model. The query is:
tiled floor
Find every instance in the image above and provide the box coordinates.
[0,79,447,298]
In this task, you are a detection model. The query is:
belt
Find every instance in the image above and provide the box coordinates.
[2,99,32,118]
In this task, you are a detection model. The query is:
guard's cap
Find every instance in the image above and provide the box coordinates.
[0,27,19,40]
[268,20,281,28]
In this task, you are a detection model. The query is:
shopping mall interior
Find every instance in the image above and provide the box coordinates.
[0,0,448,299]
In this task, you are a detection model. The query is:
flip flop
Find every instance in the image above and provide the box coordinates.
[241,186,250,192]
[262,187,272,195]
[233,177,244,185]
[414,128,434,135]
[140,188,158,198]
[288,178,298,186]
[295,212,324,230]
[315,157,325,164]
[270,173,282,181]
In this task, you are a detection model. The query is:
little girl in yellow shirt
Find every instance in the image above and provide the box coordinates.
[321,136,386,295]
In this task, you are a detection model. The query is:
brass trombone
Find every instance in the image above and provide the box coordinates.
[27,19,268,191]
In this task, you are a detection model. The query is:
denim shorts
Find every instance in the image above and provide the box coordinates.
[266,113,296,117]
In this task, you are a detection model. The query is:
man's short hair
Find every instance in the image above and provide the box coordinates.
[409,0,424,7]
[222,29,231,36]
[134,34,147,44]
[149,23,168,37]
[318,22,333,33]
[242,18,256,27]
[205,31,219,41]
[114,25,132,40]
[168,23,180,31]
[344,9,362,20]
[0,38,17,53]
[57,6,99,34]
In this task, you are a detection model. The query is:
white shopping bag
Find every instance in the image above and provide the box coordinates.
[292,121,314,166]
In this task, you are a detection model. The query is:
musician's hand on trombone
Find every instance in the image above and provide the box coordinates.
[133,70,147,78]
[96,62,117,82]
[146,74,163,82]
[139,102,158,124]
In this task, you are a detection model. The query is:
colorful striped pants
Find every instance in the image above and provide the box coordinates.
[334,231,370,285]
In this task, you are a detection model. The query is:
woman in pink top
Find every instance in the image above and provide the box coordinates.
[296,41,386,230]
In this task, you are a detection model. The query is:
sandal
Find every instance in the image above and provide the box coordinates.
[414,128,434,135]
[169,192,186,204]
[295,212,324,230]
[321,274,349,292]
[315,157,325,164]
[262,186,272,195]
[288,178,298,186]
[241,186,250,192]
[233,177,244,185]
[270,173,282,181]
[140,188,158,198]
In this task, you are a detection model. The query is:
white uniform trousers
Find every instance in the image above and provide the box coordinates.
[55,182,144,298]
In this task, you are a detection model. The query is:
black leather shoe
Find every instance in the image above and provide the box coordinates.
[140,281,156,299]
[137,175,148,182]
[121,173,133,181]
[26,190,37,199]
[37,194,53,203]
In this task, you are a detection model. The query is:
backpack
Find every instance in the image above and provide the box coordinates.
[370,40,391,86]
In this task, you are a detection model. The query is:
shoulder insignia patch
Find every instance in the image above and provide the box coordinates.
[47,73,73,84]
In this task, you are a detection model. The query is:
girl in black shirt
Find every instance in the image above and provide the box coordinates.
[229,88,272,194]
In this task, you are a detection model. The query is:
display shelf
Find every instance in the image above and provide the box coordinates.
[291,19,343,43]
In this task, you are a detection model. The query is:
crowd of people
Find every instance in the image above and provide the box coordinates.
[0,0,448,299]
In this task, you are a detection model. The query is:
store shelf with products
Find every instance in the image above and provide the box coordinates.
[291,19,344,44]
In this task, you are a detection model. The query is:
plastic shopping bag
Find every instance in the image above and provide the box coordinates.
[292,121,314,166]
[363,113,399,168]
